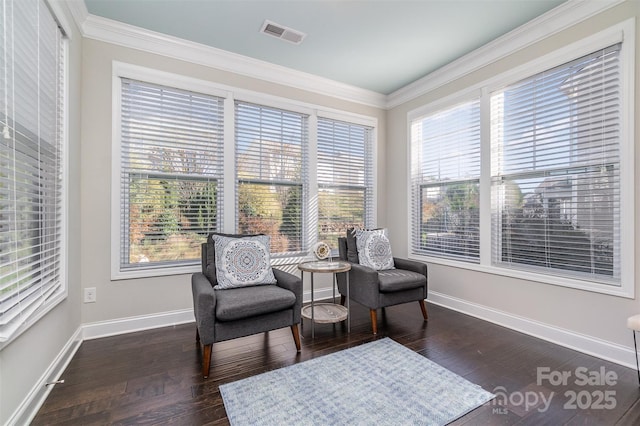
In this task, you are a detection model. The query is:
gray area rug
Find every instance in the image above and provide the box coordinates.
[220,337,494,425]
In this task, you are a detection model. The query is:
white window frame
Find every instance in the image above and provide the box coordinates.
[316,114,376,250]
[234,99,309,257]
[111,63,230,280]
[0,0,70,346]
[112,63,378,279]
[407,19,635,298]
[408,94,482,262]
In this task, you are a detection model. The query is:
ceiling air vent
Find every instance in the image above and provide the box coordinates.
[260,20,306,45]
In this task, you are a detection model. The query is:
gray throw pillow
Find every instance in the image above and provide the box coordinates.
[355,228,395,271]
[213,234,277,289]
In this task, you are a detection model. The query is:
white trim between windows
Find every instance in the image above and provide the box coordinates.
[111,62,378,280]
[406,19,635,298]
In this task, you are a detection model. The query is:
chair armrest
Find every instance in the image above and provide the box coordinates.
[393,257,427,277]
[393,258,428,298]
[348,262,379,284]
[191,272,217,345]
[336,262,380,308]
[274,268,303,323]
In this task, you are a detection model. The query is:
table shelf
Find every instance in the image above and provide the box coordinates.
[301,303,348,324]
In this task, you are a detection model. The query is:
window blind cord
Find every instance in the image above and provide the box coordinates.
[600,48,607,175]
[37,0,44,300]
[593,47,608,274]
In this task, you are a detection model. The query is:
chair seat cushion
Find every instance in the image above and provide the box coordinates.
[378,269,426,293]
[215,285,296,321]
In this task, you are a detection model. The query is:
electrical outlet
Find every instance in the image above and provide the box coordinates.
[84,287,96,303]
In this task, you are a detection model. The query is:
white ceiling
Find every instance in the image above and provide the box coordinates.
[83,0,566,95]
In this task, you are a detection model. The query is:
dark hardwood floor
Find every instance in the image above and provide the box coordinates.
[33,301,640,425]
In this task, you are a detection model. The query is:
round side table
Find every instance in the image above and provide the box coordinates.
[298,260,351,338]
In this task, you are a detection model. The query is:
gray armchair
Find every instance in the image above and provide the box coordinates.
[191,235,302,378]
[336,236,428,334]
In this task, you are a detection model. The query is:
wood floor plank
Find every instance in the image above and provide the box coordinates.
[32,302,639,425]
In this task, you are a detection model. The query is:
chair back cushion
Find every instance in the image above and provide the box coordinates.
[345,228,360,263]
[213,234,277,289]
[337,237,348,261]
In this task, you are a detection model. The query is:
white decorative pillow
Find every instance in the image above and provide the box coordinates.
[355,228,395,271]
[213,235,277,289]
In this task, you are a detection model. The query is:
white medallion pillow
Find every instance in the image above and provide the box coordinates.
[213,234,277,289]
[355,228,395,271]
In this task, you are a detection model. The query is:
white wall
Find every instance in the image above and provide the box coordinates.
[79,38,387,327]
[0,1,84,424]
[385,0,640,366]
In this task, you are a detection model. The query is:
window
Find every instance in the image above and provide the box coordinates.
[317,117,374,248]
[113,67,377,275]
[0,0,66,342]
[118,79,224,273]
[235,101,307,255]
[410,99,481,261]
[408,21,633,295]
[491,44,621,284]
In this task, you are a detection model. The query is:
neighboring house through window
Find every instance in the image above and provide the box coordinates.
[491,44,621,284]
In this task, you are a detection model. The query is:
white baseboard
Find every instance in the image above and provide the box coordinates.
[428,291,636,369]
[80,290,338,342]
[7,327,83,426]
[82,309,195,340]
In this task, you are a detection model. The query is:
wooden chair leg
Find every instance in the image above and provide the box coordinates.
[291,324,301,352]
[370,309,378,335]
[419,300,428,321]
[340,295,346,306]
[195,327,200,343]
[202,343,212,379]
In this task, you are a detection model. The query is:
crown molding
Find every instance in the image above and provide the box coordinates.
[65,0,623,111]
[386,0,626,109]
[64,0,88,34]
[79,14,387,109]
[47,0,75,39]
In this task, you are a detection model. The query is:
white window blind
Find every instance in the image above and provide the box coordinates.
[410,99,481,261]
[119,79,224,271]
[0,0,65,341]
[317,117,373,248]
[491,44,621,284]
[235,101,307,255]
